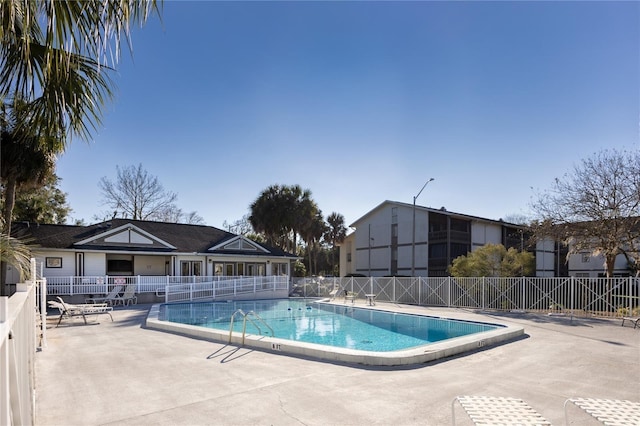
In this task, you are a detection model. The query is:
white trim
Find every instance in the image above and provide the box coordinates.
[208,235,269,253]
[74,223,177,249]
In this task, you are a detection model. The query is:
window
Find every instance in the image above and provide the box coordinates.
[272,262,289,276]
[237,263,245,276]
[391,207,398,224]
[107,258,133,275]
[245,263,266,276]
[225,263,235,276]
[214,263,223,276]
[180,261,202,276]
[581,254,590,263]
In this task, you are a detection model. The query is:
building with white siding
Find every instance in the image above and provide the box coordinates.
[339,201,525,277]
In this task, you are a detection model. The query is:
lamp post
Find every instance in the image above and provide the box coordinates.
[412,178,434,277]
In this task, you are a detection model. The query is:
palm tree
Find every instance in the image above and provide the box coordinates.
[325,212,347,276]
[1,98,60,237]
[0,2,160,294]
[249,185,288,248]
[0,233,32,295]
[249,184,319,254]
[0,1,160,142]
[301,210,326,276]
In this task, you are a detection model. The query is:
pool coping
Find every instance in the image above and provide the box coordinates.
[144,301,525,366]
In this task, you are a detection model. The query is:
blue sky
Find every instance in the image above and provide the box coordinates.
[56,1,639,229]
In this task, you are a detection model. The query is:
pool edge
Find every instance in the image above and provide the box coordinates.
[145,303,525,366]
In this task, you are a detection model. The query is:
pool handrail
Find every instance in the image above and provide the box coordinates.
[228,309,275,345]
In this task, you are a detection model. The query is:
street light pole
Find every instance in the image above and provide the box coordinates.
[412,178,435,277]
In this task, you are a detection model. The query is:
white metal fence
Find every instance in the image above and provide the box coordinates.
[1,280,40,425]
[164,276,290,303]
[44,275,290,299]
[292,276,640,318]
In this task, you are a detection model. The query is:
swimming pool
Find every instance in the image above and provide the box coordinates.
[146,299,524,366]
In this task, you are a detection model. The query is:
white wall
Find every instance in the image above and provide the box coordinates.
[84,252,105,275]
[567,252,629,277]
[134,255,166,275]
[35,252,75,277]
[471,221,502,249]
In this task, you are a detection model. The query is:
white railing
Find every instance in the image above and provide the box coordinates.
[44,275,291,298]
[1,281,37,426]
[164,276,290,303]
[292,276,640,318]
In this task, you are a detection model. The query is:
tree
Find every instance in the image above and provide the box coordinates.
[154,206,205,225]
[0,2,160,294]
[301,209,327,276]
[324,212,347,276]
[449,244,534,277]
[98,164,202,223]
[249,184,318,253]
[1,99,60,236]
[223,214,254,235]
[531,149,640,277]
[0,233,32,286]
[9,173,71,224]
[0,1,160,143]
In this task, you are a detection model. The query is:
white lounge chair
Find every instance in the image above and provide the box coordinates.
[85,285,123,306]
[49,297,113,327]
[564,397,640,425]
[452,396,552,425]
[114,283,137,306]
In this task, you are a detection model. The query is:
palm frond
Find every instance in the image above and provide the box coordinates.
[0,233,32,282]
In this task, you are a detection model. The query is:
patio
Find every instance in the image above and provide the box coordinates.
[35,302,639,425]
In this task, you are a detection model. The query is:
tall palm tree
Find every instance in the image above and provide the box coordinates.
[0,1,160,294]
[325,212,347,276]
[0,1,161,142]
[250,184,319,254]
[301,210,326,276]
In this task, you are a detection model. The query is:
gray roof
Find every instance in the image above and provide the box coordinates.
[12,219,297,258]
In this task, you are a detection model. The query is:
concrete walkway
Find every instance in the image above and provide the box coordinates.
[35,302,640,425]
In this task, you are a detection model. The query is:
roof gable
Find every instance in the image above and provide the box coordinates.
[208,236,269,253]
[75,223,176,250]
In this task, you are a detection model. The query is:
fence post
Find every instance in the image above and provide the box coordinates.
[448,276,451,308]
[418,276,422,306]
[1,296,10,426]
[70,276,74,296]
[521,276,526,311]
[628,276,633,316]
[40,278,47,349]
[137,275,141,292]
[570,276,575,320]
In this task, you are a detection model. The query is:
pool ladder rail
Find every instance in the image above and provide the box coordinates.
[228,309,275,345]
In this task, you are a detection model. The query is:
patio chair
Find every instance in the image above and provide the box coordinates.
[85,285,123,306]
[328,287,341,301]
[452,396,552,425]
[564,397,640,425]
[621,316,640,329]
[49,298,113,327]
[114,283,137,306]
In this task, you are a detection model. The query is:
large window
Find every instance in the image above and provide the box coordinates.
[181,261,202,276]
[107,256,133,275]
[272,262,289,276]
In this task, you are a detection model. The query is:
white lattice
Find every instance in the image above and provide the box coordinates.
[565,398,640,426]
[453,395,552,426]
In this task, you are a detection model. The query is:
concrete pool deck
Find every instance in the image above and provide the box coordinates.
[35,301,639,425]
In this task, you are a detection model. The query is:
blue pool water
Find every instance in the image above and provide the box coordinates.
[159,299,501,352]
